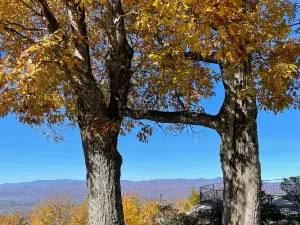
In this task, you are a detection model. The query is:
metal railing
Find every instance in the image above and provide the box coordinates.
[198,179,300,225]
[199,179,287,202]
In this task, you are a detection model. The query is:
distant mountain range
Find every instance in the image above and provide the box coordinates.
[0,177,283,214]
[0,178,223,214]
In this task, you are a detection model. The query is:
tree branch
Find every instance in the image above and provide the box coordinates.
[5,22,47,31]
[36,0,59,32]
[174,91,185,110]
[65,0,107,107]
[184,51,221,64]
[20,0,43,17]
[126,108,219,130]
[4,26,35,43]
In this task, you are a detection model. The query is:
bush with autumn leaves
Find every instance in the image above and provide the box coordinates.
[0,190,200,225]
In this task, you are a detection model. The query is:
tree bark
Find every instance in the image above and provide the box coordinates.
[81,130,124,225]
[218,65,261,225]
[220,126,261,225]
[78,99,124,225]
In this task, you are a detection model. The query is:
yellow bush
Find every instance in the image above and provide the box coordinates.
[188,188,200,206]
[176,188,200,212]
[123,194,160,225]
[176,198,192,213]
[69,201,88,225]
[1,195,162,225]
[0,214,27,225]
[29,196,74,225]
[69,195,160,225]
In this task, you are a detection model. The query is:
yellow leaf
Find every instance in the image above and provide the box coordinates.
[0,23,4,33]
[27,45,36,52]
[220,7,225,17]
[229,24,236,35]
[152,0,159,7]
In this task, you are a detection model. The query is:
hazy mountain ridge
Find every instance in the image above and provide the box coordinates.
[0,177,281,214]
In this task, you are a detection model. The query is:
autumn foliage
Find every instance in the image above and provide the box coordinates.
[1,0,300,224]
[122,194,159,225]
[0,195,164,225]
[0,215,27,225]
[29,197,74,225]
[0,191,202,225]
[0,0,298,138]
[69,201,88,225]
[176,188,200,213]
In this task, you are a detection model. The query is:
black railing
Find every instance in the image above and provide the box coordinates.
[198,179,300,225]
[199,179,287,203]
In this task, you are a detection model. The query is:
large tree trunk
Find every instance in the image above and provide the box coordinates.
[220,124,261,225]
[65,0,132,223]
[219,65,262,225]
[79,114,124,225]
[82,132,124,225]
[76,83,126,225]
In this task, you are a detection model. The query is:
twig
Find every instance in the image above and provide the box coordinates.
[156,121,167,136]
[4,26,35,43]
[175,90,186,110]
[5,21,47,31]
[20,0,43,16]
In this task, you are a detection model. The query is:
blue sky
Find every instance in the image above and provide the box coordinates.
[0,80,299,184]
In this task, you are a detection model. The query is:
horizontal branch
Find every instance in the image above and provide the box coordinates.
[126,108,219,130]
[184,51,221,64]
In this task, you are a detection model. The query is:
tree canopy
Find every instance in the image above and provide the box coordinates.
[0,0,299,136]
[128,0,300,114]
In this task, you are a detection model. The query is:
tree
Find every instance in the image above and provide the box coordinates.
[125,0,300,224]
[281,176,300,206]
[29,197,74,225]
[0,0,133,224]
[1,1,300,224]
[122,194,160,225]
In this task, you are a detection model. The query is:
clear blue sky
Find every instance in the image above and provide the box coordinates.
[0,80,299,184]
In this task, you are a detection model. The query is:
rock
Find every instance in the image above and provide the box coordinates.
[189,202,215,213]
[184,201,223,225]
[185,202,217,222]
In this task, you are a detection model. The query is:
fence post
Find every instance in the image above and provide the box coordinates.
[159,193,162,205]
[199,187,202,204]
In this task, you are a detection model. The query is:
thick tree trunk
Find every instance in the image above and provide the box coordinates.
[220,123,261,225]
[63,1,131,224]
[80,126,124,225]
[77,88,125,225]
[219,65,262,225]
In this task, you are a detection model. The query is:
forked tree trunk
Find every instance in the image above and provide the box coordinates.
[77,89,125,225]
[219,65,261,225]
[56,0,130,224]
[80,124,124,225]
